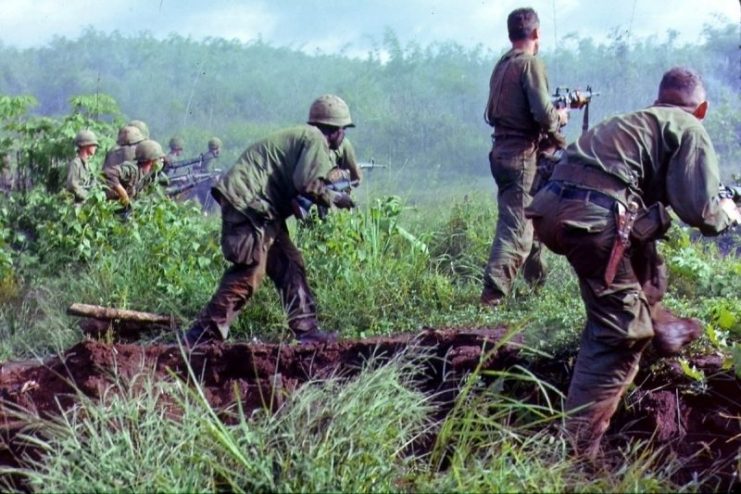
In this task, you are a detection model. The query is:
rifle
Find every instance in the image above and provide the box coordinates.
[552,85,600,134]
[292,179,358,221]
[358,160,388,170]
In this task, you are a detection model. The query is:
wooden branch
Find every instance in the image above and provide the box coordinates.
[67,303,173,325]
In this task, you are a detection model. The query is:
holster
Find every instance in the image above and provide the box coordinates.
[630,202,671,242]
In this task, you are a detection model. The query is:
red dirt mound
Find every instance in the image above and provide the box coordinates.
[0,327,738,489]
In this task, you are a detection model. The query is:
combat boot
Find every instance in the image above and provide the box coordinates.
[296,328,338,345]
[181,323,220,349]
[480,285,503,307]
[652,308,702,356]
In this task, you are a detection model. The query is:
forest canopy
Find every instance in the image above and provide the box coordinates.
[0,22,738,181]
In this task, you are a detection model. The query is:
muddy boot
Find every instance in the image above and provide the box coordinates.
[652,307,702,357]
[480,285,504,307]
[565,400,617,463]
[181,324,220,349]
[296,328,338,345]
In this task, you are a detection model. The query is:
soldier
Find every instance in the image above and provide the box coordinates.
[183,94,356,347]
[128,119,150,139]
[103,125,145,172]
[204,137,222,162]
[65,129,99,202]
[104,139,165,207]
[166,136,185,164]
[526,67,741,459]
[328,138,362,184]
[480,7,570,307]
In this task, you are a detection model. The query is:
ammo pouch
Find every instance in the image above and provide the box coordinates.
[631,202,671,242]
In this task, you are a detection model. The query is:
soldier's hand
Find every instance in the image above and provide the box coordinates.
[332,192,355,210]
[719,198,741,226]
[570,90,590,109]
[557,108,569,127]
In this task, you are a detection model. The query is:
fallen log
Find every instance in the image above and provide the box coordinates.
[67,303,174,324]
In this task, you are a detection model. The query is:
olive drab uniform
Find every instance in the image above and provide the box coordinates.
[329,138,362,183]
[193,125,338,340]
[65,155,95,202]
[526,104,736,456]
[104,161,149,200]
[482,48,563,301]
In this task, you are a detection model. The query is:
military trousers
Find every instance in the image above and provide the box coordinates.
[196,203,318,340]
[527,184,660,456]
[483,138,546,297]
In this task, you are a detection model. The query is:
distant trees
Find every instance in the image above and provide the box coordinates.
[0,22,737,181]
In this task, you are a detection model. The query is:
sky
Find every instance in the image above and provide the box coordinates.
[0,0,738,56]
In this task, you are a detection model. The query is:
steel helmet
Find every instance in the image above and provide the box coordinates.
[127,119,150,138]
[74,129,98,147]
[169,136,185,150]
[208,137,222,150]
[135,140,165,163]
[307,94,354,128]
[122,125,145,146]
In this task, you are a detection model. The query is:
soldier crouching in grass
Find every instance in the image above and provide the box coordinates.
[525,67,741,459]
[182,95,356,348]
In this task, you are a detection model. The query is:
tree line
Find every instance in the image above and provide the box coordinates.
[0,22,737,185]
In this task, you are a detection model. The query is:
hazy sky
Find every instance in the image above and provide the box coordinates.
[0,0,737,56]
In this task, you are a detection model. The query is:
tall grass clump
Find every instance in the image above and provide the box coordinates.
[6,352,433,493]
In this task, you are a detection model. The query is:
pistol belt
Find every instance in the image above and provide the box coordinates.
[550,162,631,205]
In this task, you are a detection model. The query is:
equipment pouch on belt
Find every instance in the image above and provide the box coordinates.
[631,202,671,242]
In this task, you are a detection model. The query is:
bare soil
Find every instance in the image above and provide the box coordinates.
[0,327,738,490]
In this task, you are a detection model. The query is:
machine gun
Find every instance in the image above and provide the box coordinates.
[165,169,223,213]
[292,179,358,221]
[163,153,216,180]
[552,86,600,134]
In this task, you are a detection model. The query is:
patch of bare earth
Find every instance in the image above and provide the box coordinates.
[0,328,738,489]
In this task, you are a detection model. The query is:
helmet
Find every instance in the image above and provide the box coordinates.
[307,94,354,128]
[127,119,150,138]
[169,136,185,150]
[74,129,98,147]
[135,140,165,163]
[122,125,145,146]
[208,137,222,150]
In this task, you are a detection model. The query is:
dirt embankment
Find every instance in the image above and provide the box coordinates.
[0,327,738,489]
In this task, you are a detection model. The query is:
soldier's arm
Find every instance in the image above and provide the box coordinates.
[666,126,736,235]
[522,57,564,138]
[292,133,346,208]
[339,139,362,183]
[104,165,131,205]
[66,159,87,201]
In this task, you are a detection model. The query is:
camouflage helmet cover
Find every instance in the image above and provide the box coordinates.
[169,136,185,150]
[74,129,99,147]
[307,94,354,128]
[208,137,222,150]
[127,119,150,138]
[135,140,165,163]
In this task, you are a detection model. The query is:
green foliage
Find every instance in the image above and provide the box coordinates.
[10,355,432,493]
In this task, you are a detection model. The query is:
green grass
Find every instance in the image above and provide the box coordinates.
[0,183,738,492]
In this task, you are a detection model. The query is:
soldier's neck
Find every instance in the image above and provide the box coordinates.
[511,40,537,55]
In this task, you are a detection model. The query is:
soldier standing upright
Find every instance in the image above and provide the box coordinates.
[183,95,357,347]
[480,7,570,306]
[65,129,99,202]
[526,67,741,459]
